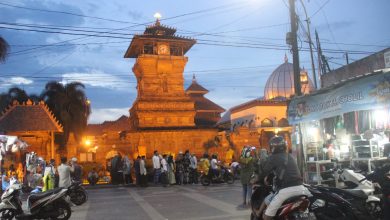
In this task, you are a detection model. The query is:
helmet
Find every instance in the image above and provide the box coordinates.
[269,136,286,154]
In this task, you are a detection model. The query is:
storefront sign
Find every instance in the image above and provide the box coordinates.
[288,71,390,124]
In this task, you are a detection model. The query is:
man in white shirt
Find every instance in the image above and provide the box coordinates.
[210,154,220,178]
[57,157,74,188]
[152,150,161,184]
[190,154,198,184]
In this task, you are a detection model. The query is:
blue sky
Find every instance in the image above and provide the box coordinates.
[1,0,389,123]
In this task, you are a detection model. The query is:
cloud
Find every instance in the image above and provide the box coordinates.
[0,77,33,87]
[61,69,134,90]
[88,107,129,124]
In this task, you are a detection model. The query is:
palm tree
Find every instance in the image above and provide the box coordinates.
[0,87,31,113]
[0,36,10,63]
[41,81,91,148]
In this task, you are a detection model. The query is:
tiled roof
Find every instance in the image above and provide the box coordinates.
[0,100,63,132]
[191,96,225,112]
[186,82,209,94]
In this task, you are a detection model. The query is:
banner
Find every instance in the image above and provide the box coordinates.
[288,71,390,124]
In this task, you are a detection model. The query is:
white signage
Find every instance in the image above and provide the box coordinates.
[385,50,390,68]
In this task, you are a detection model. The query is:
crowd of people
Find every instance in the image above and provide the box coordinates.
[1,155,83,193]
[115,150,201,187]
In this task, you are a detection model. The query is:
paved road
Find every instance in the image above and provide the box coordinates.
[71,183,251,220]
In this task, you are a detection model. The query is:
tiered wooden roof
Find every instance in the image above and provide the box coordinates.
[0,100,63,132]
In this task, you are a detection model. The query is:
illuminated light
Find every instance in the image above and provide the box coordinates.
[275,128,280,134]
[86,99,91,105]
[341,136,350,146]
[85,139,91,146]
[154,12,162,20]
[308,127,317,136]
[374,109,387,122]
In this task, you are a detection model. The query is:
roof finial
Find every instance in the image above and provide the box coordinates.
[284,53,288,63]
[154,12,162,25]
[192,74,196,82]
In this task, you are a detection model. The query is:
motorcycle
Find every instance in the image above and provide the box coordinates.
[335,168,381,218]
[200,166,234,186]
[250,183,316,220]
[67,181,88,206]
[0,183,72,220]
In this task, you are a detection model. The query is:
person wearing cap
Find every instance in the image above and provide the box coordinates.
[70,157,83,183]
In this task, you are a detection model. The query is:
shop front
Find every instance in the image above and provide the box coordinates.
[288,69,390,185]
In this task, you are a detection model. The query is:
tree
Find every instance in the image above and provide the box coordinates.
[0,87,31,113]
[0,36,10,63]
[41,81,91,148]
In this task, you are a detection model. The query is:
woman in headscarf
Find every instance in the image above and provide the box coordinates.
[239,146,255,208]
[167,155,176,185]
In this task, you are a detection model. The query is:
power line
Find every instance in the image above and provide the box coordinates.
[0,1,139,24]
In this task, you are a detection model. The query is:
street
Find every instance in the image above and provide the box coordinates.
[71,183,250,220]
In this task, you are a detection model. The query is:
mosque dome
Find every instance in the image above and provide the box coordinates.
[264,56,314,100]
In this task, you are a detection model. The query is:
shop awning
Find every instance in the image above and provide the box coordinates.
[288,69,390,124]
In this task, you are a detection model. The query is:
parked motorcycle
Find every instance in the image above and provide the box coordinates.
[250,183,316,220]
[200,166,234,186]
[67,181,88,206]
[335,168,381,218]
[0,183,71,220]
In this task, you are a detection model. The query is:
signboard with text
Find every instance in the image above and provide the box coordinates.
[288,71,390,124]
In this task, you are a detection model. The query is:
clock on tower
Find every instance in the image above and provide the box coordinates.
[124,19,197,129]
[158,44,169,55]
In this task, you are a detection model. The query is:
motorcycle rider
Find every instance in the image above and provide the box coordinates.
[260,136,310,220]
[210,154,220,179]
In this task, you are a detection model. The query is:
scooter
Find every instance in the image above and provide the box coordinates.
[200,166,234,186]
[250,183,317,220]
[0,183,72,220]
[67,180,88,206]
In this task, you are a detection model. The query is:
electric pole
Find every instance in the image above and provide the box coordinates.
[289,0,305,177]
[289,0,302,96]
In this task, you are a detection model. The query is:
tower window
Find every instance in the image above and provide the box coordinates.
[170,46,182,56]
[143,44,154,55]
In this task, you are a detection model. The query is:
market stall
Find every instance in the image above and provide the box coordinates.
[288,69,390,185]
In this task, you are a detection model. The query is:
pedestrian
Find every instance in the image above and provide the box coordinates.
[189,153,198,184]
[111,154,120,185]
[239,146,255,208]
[134,156,141,186]
[123,155,132,185]
[253,149,268,184]
[58,157,73,188]
[175,152,184,185]
[152,150,161,185]
[71,157,83,183]
[160,154,168,187]
[2,169,10,191]
[183,150,191,184]
[88,168,99,186]
[43,159,56,192]
[167,155,176,185]
[116,153,123,185]
[140,156,147,187]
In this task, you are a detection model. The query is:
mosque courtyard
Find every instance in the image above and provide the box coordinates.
[71,183,248,220]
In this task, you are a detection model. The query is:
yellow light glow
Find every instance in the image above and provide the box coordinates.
[154,12,162,20]
[86,99,91,105]
[85,139,91,146]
